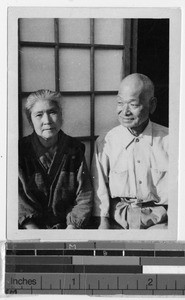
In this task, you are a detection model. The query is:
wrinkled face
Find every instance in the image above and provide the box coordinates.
[116,80,151,129]
[30,99,62,140]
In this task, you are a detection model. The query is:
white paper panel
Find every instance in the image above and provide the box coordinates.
[20,19,55,42]
[95,50,124,91]
[59,49,90,91]
[94,19,125,45]
[95,95,119,136]
[59,19,90,44]
[21,47,55,92]
[61,96,90,137]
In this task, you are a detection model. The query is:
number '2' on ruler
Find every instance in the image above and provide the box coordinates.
[5,241,185,295]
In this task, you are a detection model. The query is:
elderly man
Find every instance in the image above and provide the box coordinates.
[92,73,168,229]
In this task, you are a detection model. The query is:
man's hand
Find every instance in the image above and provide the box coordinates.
[66,224,76,229]
[98,217,110,229]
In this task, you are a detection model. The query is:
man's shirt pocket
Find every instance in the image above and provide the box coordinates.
[109,162,130,197]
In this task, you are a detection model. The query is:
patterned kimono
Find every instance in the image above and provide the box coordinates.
[19,130,93,229]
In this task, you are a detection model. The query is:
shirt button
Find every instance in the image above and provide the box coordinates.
[139,180,142,184]
[137,160,140,163]
[135,138,139,142]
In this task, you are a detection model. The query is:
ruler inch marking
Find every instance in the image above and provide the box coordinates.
[156,274,158,290]
[155,274,157,290]
[98,280,100,290]
[94,242,96,250]
[6,241,185,295]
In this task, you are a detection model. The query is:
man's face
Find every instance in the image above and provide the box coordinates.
[30,99,62,140]
[116,81,151,129]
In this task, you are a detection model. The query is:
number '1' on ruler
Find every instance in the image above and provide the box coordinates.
[4,241,185,295]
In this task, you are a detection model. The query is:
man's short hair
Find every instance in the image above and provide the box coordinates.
[136,73,155,100]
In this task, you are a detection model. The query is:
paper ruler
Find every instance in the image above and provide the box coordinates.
[4,241,185,295]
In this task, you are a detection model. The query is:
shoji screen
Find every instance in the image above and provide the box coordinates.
[19,18,137,167]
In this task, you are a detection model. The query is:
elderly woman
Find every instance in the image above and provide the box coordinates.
[19,89,93,229]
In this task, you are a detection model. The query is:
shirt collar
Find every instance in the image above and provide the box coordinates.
[120,120,153,149]
[140,120,153,146]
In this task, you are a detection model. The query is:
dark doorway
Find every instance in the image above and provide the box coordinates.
[137,19,169,127]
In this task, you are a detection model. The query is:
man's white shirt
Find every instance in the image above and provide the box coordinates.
[92,120,168,217]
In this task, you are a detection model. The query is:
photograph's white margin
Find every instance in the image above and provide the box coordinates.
[5,5,181,241]
[0,2,185,300]
[0,0,184,243]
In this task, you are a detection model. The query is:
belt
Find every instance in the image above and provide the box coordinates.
[119,197,144,206]
[117,197,167,209]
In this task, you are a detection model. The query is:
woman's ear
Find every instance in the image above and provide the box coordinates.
[149,97,157,115]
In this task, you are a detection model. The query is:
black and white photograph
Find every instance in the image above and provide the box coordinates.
[6,7,180,240]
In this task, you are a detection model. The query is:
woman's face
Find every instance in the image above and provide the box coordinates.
[30,99,62,141]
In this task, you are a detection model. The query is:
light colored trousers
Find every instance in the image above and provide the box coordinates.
[110,198,167,229]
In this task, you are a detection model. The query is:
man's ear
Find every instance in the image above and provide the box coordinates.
[149,97,157,114]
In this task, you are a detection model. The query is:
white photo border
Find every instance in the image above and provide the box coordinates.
[7,6,180,241]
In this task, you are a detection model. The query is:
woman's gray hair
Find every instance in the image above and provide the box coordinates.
[25,89,62,123]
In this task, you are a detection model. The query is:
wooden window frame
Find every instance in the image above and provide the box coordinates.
[18,18,138,163]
